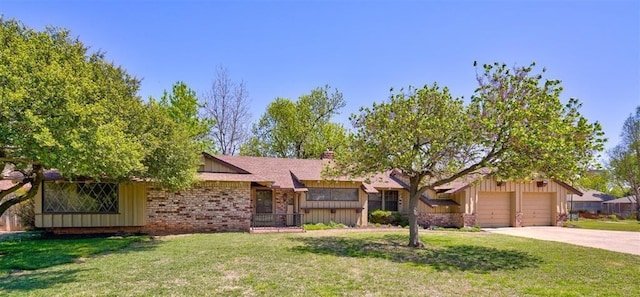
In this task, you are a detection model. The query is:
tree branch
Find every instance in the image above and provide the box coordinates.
[0,157,35,164]
[0,165,43,216]
[0,179,30,200]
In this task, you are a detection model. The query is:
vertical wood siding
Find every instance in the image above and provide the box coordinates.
[299,180,366,226]
[35,182,147,228]
[199,157,240,173]
[462,177,569,219]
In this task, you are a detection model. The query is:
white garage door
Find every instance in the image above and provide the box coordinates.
[477,192,512,227]
[522,193,553,226]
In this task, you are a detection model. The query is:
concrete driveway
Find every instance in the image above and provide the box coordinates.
[485,227,640,256]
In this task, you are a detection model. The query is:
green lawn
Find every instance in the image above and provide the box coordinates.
[1,230,639,296]
[564,218,640,232]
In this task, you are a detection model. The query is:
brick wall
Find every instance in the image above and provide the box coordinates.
[463,213,477,227]
[556,212,568,226]
[273,189,293,214]
[515,212,523,227]
[272,189,294,226]
[144,181,251,235]
[418,213,463,228]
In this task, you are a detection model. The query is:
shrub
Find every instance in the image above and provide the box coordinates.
[393,212,409,227]
[15,196,35,230]
[369,210,394,224]
[327,221,346,228]
[369,210,409,226]
[607,214,619,221]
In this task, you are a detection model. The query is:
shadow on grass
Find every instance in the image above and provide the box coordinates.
[0,234,158,282]
[0,268,87,292]
[290,234,541,273]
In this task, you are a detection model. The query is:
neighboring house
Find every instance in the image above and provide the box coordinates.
[0,180,28,231]
[20,151,581,234]
[603,195,638,217]
[567,189,617,213]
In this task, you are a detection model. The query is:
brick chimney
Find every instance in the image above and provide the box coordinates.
[320,148,334,160]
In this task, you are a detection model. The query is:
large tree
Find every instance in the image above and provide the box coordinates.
[0,18,204,217]
[241,85,349,159]
[608,106,640,220]
[333,62,604,247]
[201,66,251,155]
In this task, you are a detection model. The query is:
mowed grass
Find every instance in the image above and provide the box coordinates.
[1,230,639,297]
[565,218,640,232]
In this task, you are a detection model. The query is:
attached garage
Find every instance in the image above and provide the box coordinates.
[476,192,513,227]
[522,192,553,226]
[442,176,580,228]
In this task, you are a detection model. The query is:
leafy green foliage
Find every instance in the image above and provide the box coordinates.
[334,62,605,246]
[0,18,205,217]
[576,170,627,197]
[241,85,349,159]
[368,210,407,226]
[158,81,213,152]
[369,210,394,224]
[608,106,640,220]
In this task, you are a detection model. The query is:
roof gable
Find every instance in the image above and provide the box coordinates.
[200,152,250,174]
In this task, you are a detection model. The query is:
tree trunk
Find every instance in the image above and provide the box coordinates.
[407,176,424,247]
[0,165,43,218]
[407,195,423,247]
[634,188,640,221]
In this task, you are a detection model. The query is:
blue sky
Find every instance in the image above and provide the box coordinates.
[3,0,639,153]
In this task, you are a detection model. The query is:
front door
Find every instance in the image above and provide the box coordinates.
[253,190,273,227]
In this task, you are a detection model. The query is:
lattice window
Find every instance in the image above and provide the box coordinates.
[43,182,119,213]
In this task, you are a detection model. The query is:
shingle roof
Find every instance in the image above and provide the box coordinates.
[568,189,617,202]
[212,155,330,189]
[0,179,31,193]
[197,172,271,184]
[211,155,401,191]
[602,195,637,204]
[0,180,16,191]
[436,174,582,196]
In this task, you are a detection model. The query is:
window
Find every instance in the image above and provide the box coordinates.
[255,190,273,213]
[368,190,399,212]
[43,182,119,213]
[384,191,399,211]
[307,188,359,201]
[368,193,382,212]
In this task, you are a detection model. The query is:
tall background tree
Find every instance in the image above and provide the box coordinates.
[608,106,640,220]
[158,81,213,151]
[575,169,627,198]
[0,18,205,218]
[241,85,349,159]
[333,62,604,247]
[201,66,250,155]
